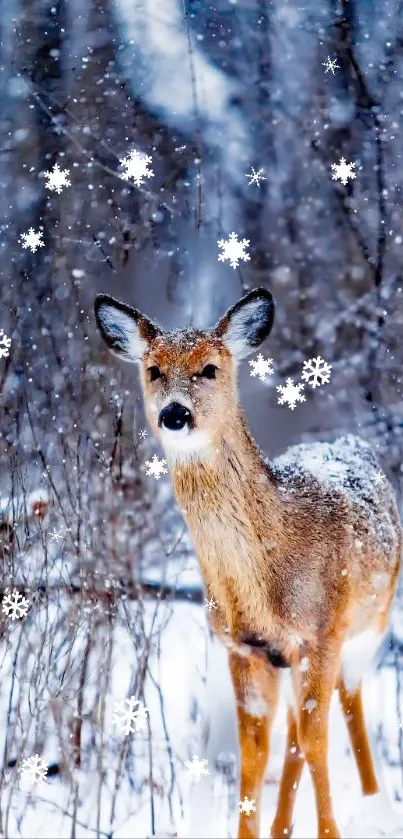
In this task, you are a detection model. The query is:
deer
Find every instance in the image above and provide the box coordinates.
[94,287,402,839]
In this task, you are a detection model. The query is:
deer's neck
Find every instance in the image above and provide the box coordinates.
[170,413,283,604]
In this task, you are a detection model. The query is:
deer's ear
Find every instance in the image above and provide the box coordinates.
[94,294,161,362]
[213,288,275,360]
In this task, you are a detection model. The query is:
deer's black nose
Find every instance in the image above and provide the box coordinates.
[159,402,192,431]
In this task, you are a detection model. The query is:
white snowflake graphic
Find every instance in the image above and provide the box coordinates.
[20,228,44,253]
[331,158,356,186]
[20,754,48,783]
[113,696,148,736]
[218,233,250,270]
[323,56,340,75]
[301,356,332,389]
[249,353,274,383]
[49,528,65,543]
[276,378,306,410]
[0,330,11,358]
[2,589,29,620]
[44,163,71,194]
[239,796,256,815]
[204,596,218,612]
[120,148,154,187]
[138,428,148,440]
[185,755,209,782]
[373,471,386,487]
[245,167,266,186]
[145,455,168,480]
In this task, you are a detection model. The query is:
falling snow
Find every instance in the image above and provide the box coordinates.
[120,148,154,187]
[217,233,250,270]
[373,471,386,487]
[20,755,48,783]
[0,330,11,358]
[249,353,274,382]
[185,755,209,782]
[331,158,356,186]
[49,528,65,543]
[44,163,71,194]
[245,167,266,186]
[20,228,44,253]
[112,696,149,736]
[204,596,218,611]
[239,796,257,815]
[2,589,29,620]
[322,56,340,74]
[145,455,168,480]
[301,356,332,389]
[276,378,306,410]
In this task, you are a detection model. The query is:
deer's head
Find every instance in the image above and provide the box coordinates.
[94,289,275,463]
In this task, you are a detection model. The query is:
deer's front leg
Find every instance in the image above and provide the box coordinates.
[229,651,280,839]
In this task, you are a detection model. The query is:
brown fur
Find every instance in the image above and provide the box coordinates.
[95,293,402,839]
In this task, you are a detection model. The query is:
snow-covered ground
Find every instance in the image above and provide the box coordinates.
[2,560,402,839]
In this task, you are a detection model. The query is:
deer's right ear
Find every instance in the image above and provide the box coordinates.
[94,294,161,362]
[213,288,275,360]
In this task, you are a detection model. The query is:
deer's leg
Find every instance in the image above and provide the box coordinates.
[229,652,279,839]
[293,644,341,839]
[270,707,304,838]
[338,678,379,796]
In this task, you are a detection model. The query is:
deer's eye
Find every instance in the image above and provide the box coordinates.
[148,365,162,382]
[200,364,217,379]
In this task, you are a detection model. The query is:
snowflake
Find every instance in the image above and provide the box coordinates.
[185,755,209,782]
[245,167,266,186]
[239,796,256,815]
[138,428,148,440]
[113,696,148,736]
[249,353,274,382]
[276,378,306,410]
[301,356,332,389]
[331,158,356,186]
[2,589,29,620]
[204,596,218,612]
[49,528,64,543]
[20,228,44,253]
[323,56,340,75]
[44,163,71,194]
[120,148,154,187]
[218,233,250,270]
[145,455,168,480]
[0,330,11,358]
[20,754,48,783]
[373,471,386,487]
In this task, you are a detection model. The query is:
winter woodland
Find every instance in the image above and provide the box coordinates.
[0,0,403,836]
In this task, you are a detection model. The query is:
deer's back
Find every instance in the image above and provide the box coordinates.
[272,434,401,633]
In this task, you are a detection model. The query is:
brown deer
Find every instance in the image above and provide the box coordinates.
[94,288,401,839]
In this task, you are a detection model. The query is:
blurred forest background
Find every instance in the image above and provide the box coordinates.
[0,0,403,836]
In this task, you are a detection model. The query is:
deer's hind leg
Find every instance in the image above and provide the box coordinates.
[338,678,378,795]
[229,652,280,839]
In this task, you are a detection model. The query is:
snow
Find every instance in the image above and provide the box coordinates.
[217,233,250,270]
[2,0,403,836]
[276,377,306,410]
[249,353,275,383]
[331,158,357,186]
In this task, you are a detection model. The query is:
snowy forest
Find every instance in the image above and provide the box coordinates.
[0,0,403,836]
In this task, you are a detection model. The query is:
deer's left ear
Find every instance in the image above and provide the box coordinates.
[94,294,161,362]
[213,288,275,360]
